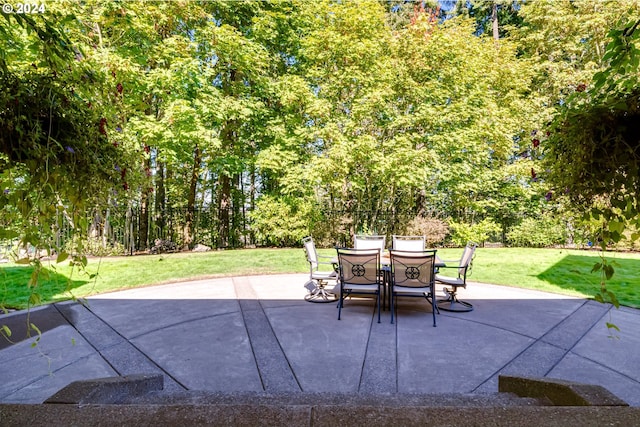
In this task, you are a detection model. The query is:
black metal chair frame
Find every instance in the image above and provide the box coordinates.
[354,235,387,307]
[389,250,438,327]
[336,248,382,323]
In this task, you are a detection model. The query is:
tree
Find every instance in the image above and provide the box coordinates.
[454,0,524,39]
[0,5,143,305]
[545,14,640,245]
[540,9,640,315]
[299,0,408,235]
[512,0,634,128]
[393,10,535,231]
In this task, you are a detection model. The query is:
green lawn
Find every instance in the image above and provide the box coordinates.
[1,247,639,310]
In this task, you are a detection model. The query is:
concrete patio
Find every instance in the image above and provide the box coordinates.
[1,274,639,408]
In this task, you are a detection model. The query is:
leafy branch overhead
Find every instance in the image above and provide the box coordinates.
[546,15,640,247]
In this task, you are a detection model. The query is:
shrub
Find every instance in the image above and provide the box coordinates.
[250,195,315,247]
[448,219,500,247]
[406,216,449,247]
[64,236,126,257]
[507,216,567,247]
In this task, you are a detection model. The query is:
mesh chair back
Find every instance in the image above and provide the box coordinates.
[392,235,425,252]
[303,236,319,269]
[390,250,436,288]
[458,243,478,277]
[354,235,386,251]
[337,248,381,286]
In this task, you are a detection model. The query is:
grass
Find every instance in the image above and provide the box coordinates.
[1,247,639,310]
[466,247,640,307]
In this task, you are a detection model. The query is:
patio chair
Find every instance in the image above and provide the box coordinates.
[392,235,426,252]
[354,234,387,305]
[336,248,382,323]
[302,236,338,303]
[390,250,438,327]
[354,235,386,251]
[435,242,478,312]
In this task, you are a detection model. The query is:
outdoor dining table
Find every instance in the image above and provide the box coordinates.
[332,251,446,311]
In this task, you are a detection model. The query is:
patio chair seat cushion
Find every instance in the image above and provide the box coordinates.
[342,283,380,293]
[311,270,337,280]
[435,275,465,288]
[392,285,431,296]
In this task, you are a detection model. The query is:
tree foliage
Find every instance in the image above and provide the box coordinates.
[1,0,638,271]
[545,12,640,246]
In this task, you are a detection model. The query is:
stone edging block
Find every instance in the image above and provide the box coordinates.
[44,373,164,404]
[498,375,629,406]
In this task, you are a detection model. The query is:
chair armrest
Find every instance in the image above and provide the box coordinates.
[318,254,337,264]
[435,275,464,286]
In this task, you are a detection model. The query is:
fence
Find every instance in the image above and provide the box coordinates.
[0,204,443,257]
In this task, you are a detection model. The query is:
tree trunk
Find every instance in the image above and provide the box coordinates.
[217,67,240,249]
[232,172,243,247]
[139,190,149,250]
[492,2,499,40]
[138,152,153,251]
[104,204,111,248]
[155,159,166,240]
[217,117,237,249]
[249,167,256,246]
[125,203,135,255]
[217,174,231,248]
[184,145,201,250]
[238,173,247,247]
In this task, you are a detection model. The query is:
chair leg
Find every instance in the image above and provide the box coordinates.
[432,304,436,326]
[337,288,381,322]
[425,291,437,327]
[390,291,395,324]
[436,286,473,312]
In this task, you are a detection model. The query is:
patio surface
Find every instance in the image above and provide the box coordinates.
[1,274,639,406]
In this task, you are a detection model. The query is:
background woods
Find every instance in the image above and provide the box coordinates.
[1,0,640,257]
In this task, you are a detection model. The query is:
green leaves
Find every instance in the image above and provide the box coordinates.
[1,324,11,338]
[606,322,621,332]
[592,259,616,280]
[28,293,41,306]
[56,251,69,264]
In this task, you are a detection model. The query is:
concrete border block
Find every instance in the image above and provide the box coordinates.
[44,374,164,404]
[498,375,629,406]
